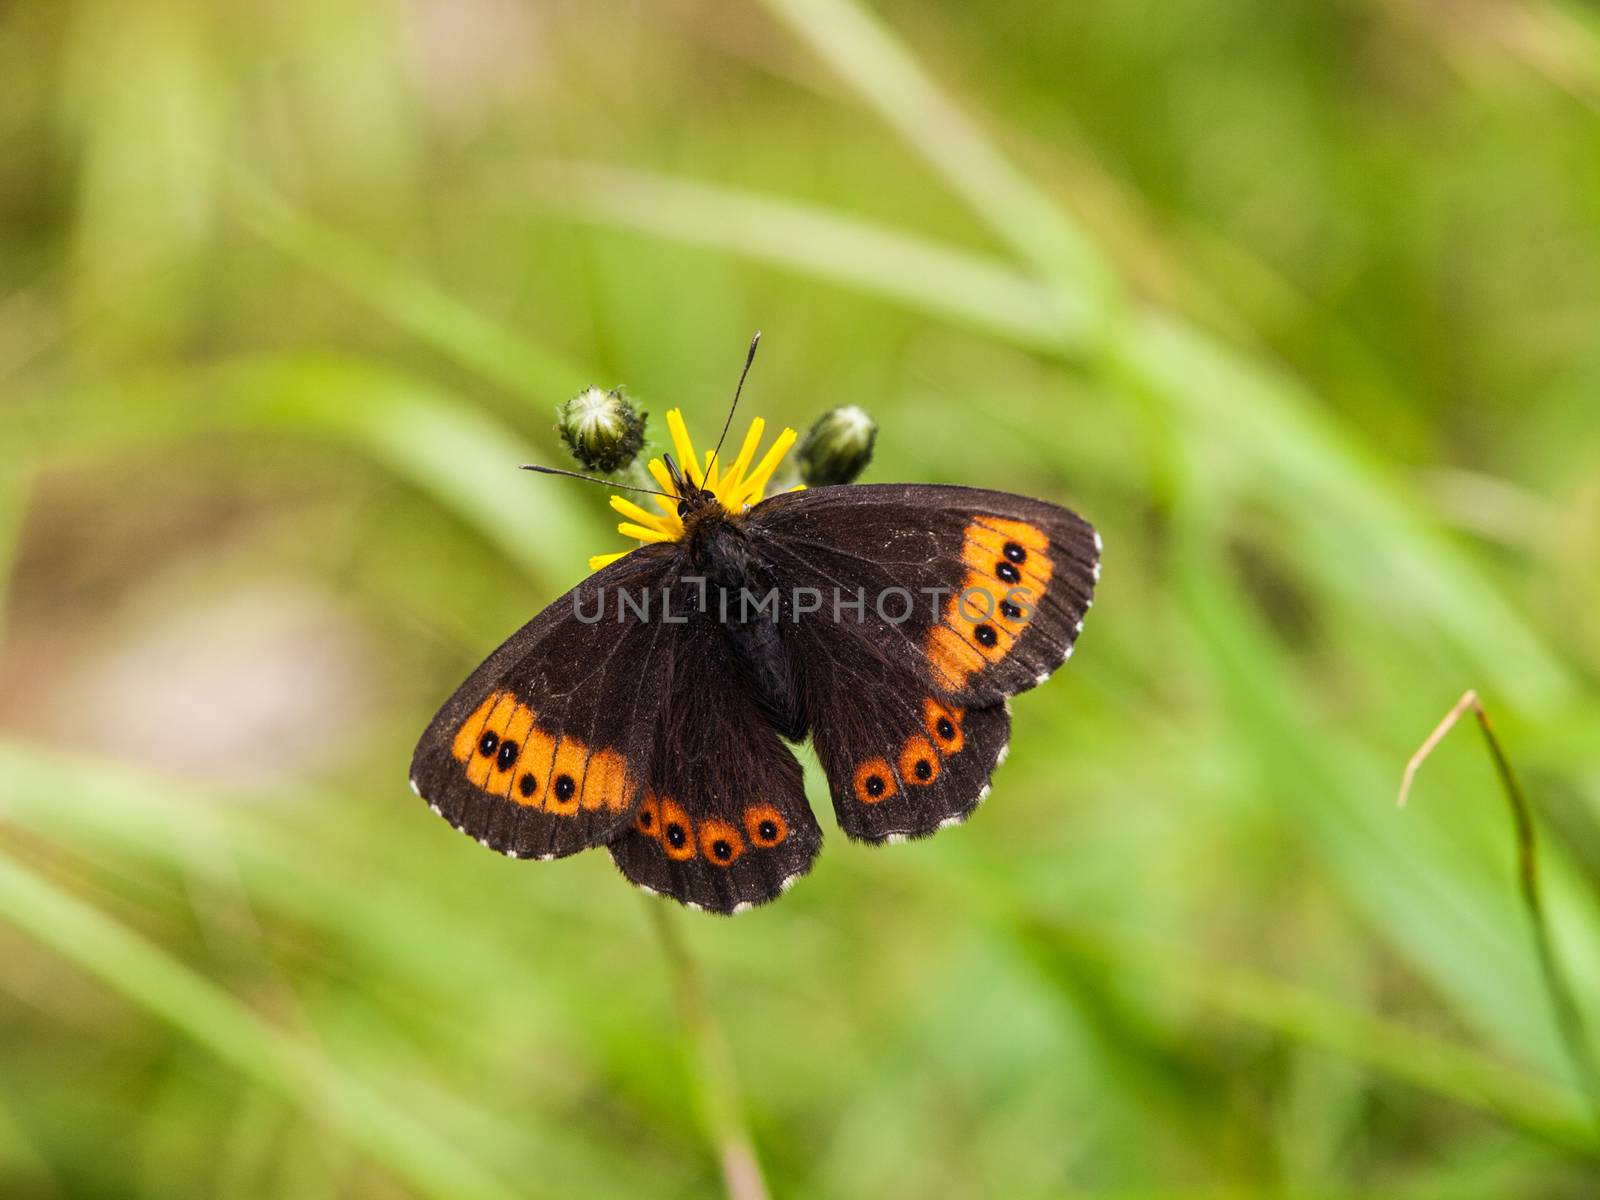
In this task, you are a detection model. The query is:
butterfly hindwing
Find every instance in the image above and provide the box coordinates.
[607,606,822,913]
[409,547,682,860]
[749,484,1099,708]
[809,660,1014,843]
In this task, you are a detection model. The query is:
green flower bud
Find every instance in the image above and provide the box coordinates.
[798,405,876,486]
[556,387,647,474]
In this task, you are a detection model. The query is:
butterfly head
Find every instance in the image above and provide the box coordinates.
[662,453,720,519]
[588,410,800,571]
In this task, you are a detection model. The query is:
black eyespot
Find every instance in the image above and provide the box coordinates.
[666,823,687,848]
[975,623,998,647]
[758,820,778,841]
[865,774,886,797]
[554,774,576,801]
[1000,600,1022,620]
[1004,542,1027,564]
[518,773,537,798]
[478,731,499,757]
[914,759,933,781]
[639,807,654,828]
[712,839,733,861]
[496,740,519,770]
[996,560,1021,584]
[936,717,956,740]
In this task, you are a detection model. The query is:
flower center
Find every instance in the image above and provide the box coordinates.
[588,409,797,571]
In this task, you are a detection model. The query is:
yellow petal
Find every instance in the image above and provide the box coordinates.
[617,521,673,543]
[609,494,672,535]
[647,458,677,497]
[665,409,702,486]
[718,417,765,498]
[736,427,798,506]
[591,412,793,568]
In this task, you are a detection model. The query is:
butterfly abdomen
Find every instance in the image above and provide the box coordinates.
[720,609,805,741]
[688,513,808,741]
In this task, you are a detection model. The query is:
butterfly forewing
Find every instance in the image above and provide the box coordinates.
[749,484,1100,708]
[410,547,683,859]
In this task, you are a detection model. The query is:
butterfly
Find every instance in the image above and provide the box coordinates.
[411,344,1100,914]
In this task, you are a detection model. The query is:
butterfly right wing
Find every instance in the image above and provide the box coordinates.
[747,483,1097,843]
[409,546,684,860]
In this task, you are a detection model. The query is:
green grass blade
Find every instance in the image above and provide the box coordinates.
[228,177,591,403]
[1400,691,1600,1122]
[0,847,523,1200]
[1018,918,1600,1157]
[0,445,33,648]
[31,355,602,582]
[1163,511,1597,1082]
[0,738,704,1185]
[1120,314,1577,711]
[525,159,1082,351]
[755,0,1118,311]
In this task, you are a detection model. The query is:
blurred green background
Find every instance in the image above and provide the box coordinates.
[4,0,1600,1196]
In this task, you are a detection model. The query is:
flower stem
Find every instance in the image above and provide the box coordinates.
[646,901,770,1200]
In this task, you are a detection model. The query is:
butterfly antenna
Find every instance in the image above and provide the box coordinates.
[520,464,673,500]
[706,331,761,480]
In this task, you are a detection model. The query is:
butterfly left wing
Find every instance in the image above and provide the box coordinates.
[607,603,822,914]
[410,546,683,860]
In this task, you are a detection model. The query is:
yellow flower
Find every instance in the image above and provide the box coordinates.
[588,409,798,571]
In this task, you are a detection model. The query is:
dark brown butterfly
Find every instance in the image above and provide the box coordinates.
[411,356,1100,914]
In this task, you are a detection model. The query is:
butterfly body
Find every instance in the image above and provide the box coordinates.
[412,480,1100,913]
[682,509,810,741]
